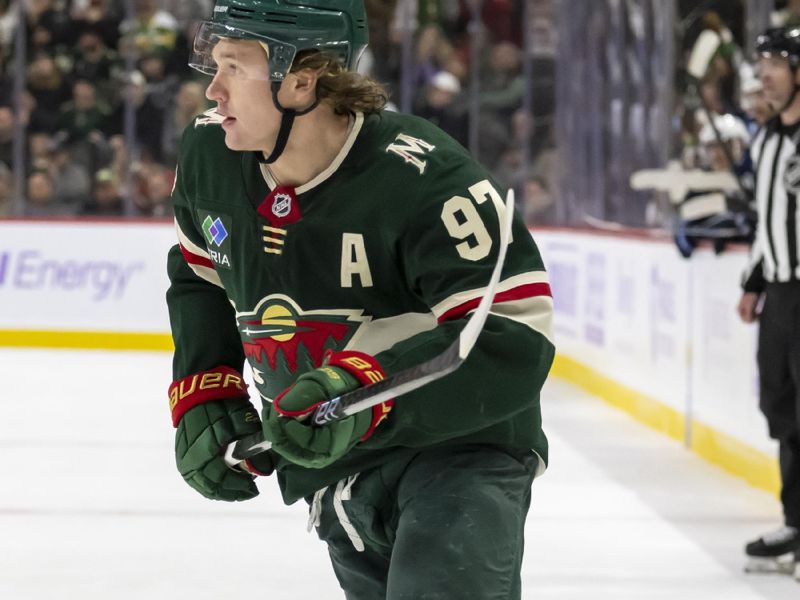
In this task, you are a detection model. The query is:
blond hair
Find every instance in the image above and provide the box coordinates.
[291,51,388,115]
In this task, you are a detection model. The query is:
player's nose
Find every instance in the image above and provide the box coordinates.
[206,74,226,103]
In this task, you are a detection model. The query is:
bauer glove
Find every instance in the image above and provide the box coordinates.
[169,366,274,501]
[264,351,393,469]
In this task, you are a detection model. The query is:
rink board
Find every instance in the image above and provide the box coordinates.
[0,219,780,494]
[535,228,779,495]
[0,219,174,350]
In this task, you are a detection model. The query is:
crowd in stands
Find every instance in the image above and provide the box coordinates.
[663,2,800,257]
[0,0,557,223]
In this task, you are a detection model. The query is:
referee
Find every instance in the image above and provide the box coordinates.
[739,27,800,573]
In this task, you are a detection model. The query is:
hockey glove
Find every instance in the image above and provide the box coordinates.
[170,367,274,501]
[264,351,392,469]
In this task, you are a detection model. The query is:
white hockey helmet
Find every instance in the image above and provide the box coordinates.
[698,113,750,145]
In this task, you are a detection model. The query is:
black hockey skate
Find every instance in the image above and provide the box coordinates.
[744,526,800,576]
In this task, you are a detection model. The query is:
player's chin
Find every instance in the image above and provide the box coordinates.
[222,133,251,152]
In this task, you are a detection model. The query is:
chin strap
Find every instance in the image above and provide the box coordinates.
[259,80,320,165]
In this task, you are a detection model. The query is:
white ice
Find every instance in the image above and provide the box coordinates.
[0,348,797,599]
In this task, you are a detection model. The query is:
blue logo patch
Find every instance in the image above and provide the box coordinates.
[202,216,228,247]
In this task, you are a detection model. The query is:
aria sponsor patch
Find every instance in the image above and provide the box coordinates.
[198,211,233,269]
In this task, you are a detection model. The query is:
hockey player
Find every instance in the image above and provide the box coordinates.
[740,26,800,580]
[165,1,555,598]
[672,113,756,259]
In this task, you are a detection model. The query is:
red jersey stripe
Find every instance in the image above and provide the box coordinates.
[179,242,214,269]
[437,282,552,324]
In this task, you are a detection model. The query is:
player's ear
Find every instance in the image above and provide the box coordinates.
[286,68,320,106]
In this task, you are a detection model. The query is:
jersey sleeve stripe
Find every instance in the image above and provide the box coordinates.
[432,271,551,320]
[491,295,554,345]
[174,218,210,259]
[180,244,224,288]
[174,218,224,288]
[437,281,552,323]
[179,242,214,269]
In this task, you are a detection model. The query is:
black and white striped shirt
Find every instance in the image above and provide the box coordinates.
[743,117,800,292]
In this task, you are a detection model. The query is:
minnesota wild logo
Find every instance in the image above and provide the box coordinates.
[237,294,370,396]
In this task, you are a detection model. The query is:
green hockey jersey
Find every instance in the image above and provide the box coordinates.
[168,108,555,504]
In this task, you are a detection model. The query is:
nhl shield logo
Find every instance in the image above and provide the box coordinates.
[257,185,301,227]
[784,155,800,195]
[272,193,292,218]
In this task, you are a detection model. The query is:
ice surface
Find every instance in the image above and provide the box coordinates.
[0,349,796,599]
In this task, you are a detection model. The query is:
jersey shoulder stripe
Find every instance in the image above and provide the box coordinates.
[174,218,223,288]
[432,271,554,343]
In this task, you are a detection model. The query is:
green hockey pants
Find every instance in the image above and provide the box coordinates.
[308,444,540,600]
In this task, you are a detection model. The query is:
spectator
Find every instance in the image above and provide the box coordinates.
[27,132,52,168]
[361,0,396,81]
[71,28,122,106]
[414,70,467,146]
[0,105,13,166]
[48,135,92,207]
[739,62,774,130]
[119,0,178,60]
[479,41,525,121]
[25,0,73,55]
[105,69,165,162]
[79,167,123,215]
[772,0,800,27]
[412,23,455,91]
[26,53,71,133]
[161,80,208,166]
[137,53,179,111]
[24,169,75,216]
[70,0,122,50]
[158,0,212,31]
[697,113,750,173]
[0,161,12,216]
[0,1,17,65]
[131,159,173,217]
[56,79,110,143]
[480,0,523,46]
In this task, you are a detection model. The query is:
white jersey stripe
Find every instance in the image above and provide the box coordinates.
[488,295,554,346]
[174,218,211,260]
[345,312,438,356]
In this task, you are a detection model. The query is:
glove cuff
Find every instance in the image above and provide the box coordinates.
[324,350,393,441]
[168,366,249,427]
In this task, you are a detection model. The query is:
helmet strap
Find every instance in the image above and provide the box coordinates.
[259,80,320,164]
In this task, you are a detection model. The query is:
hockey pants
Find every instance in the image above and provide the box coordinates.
[308,444,539,600]
[757,282,800,527]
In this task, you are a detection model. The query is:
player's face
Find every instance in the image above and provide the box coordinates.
[758,54,797,108]
[205,39,280,152]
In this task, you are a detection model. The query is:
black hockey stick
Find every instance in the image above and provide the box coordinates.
[223,189,516,468]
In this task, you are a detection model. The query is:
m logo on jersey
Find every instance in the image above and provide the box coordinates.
[785,155,800,195]
[237,295,370,398]
[197,211,233,269]
[386,134,436,175]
